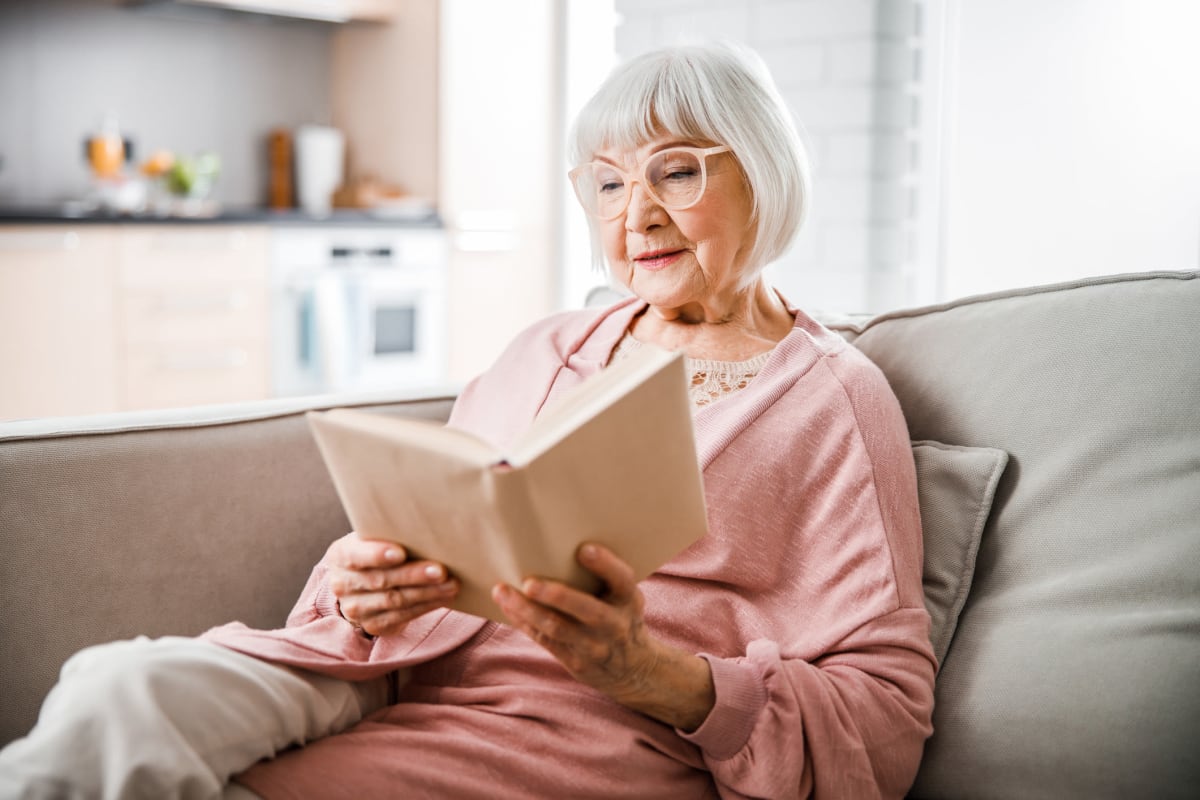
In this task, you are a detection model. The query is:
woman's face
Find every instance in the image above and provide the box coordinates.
[593,134,756,316]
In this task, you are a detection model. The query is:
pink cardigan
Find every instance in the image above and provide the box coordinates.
[203,297,935,799]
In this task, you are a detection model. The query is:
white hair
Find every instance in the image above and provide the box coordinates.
[568,42,811,277]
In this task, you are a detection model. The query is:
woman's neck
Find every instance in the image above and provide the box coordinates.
[629,280,794,362]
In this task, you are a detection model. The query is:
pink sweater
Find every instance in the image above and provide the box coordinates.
[203,297,935,799]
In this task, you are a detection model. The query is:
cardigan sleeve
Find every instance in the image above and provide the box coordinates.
[284,561,345,629]
[681,612,935,799]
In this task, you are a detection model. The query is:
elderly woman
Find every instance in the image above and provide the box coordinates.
[0,43,934,799]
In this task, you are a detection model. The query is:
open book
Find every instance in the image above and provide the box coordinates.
[306,345,709,622]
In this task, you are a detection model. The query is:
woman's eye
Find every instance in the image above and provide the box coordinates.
[652,158,700,182]
[598,179,624,194]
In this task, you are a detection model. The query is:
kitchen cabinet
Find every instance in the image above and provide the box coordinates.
[133,0,399,23]
[0,227,121,419]
[0,224,271,420]
[116,226,271,411]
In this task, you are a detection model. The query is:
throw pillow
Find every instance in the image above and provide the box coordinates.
[911,440,1008,669]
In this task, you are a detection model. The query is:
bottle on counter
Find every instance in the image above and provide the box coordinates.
[86,112,127,180]
[268,128,295,209]
[84,112,146,214]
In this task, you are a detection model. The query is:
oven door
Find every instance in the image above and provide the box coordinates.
[270,269,325,397]
[344,264,446,392]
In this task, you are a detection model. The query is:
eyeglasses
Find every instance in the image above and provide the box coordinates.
[568,145,731,220]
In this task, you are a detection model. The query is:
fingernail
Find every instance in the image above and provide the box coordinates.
[580,543,598,560]
[522,578,541,596]
[424,564,444,580]
[385,548,403,562]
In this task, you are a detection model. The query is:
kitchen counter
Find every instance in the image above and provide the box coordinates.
[0,205,443,228]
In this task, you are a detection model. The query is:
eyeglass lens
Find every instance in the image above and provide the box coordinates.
[576,149,708,218]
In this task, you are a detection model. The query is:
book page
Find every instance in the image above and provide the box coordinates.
[507,345,682,467]
[310,409,499,468]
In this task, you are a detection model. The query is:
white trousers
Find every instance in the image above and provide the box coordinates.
[0,636,387,800]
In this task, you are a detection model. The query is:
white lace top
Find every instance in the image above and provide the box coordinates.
[610,333,773,408]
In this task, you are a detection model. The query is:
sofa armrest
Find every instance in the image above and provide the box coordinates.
[0,389,456,747]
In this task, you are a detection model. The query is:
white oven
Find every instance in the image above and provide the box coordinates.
[270,226,448,397]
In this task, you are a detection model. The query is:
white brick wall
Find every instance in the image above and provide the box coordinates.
[754,0,875,40]
[612,0,925,313]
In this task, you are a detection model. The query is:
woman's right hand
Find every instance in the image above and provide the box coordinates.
[323,532,460,637]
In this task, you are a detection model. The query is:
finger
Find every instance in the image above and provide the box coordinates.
[342,580,459,618]
[518,576,614,629]
[359,597,454,637]
[329,534,408,571]
[364,578,458,618]
[327,559,451,596]
[373,560,449,592]
[577,543,637,603]
[405,560,449,583]
[492,583,583,645]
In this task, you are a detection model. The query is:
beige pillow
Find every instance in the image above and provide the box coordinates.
[912,440,1008,668]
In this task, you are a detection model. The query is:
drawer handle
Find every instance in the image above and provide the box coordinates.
[330,246,395,260]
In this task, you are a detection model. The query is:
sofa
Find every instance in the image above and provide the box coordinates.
[2,270,1197,798]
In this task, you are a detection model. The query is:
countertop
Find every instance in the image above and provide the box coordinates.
[0,205,443,228]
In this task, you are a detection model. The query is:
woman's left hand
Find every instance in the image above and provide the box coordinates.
[491,542,715,731]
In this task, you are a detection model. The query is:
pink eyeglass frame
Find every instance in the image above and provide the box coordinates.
[568,145,732,220]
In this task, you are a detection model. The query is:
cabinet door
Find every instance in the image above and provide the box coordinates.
[0,226,120,420]
[117,226,271,411]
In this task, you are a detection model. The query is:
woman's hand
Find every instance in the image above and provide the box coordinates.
[491,542,715,731]
[323,532,459,637]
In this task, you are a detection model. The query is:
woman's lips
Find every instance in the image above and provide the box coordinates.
[633,249,685,270]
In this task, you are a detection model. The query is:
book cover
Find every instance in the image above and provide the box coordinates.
[306,345,708,622]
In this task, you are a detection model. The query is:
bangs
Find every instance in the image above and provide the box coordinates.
[570,52,724,163]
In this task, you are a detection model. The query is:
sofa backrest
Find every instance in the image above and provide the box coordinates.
[0,393,455,747]
[836,271,1200,799]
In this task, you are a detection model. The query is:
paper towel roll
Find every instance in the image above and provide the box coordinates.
[295,125,344,217]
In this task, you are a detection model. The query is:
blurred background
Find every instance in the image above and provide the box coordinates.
[1,0,1198,420]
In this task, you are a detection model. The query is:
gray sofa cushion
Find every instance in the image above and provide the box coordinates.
[841,271,1200,799]
[912,441,1007,668]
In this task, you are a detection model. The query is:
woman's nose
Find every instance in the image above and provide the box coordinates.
[624,182,666,231]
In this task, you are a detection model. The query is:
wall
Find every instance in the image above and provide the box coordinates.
[939,0,1200,299]
[611,0,1200,311]
[0,0,333,207]
[440,0,560,382]
[330,0,439,202]
[612,0,922,313]
[559,0,617,311]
